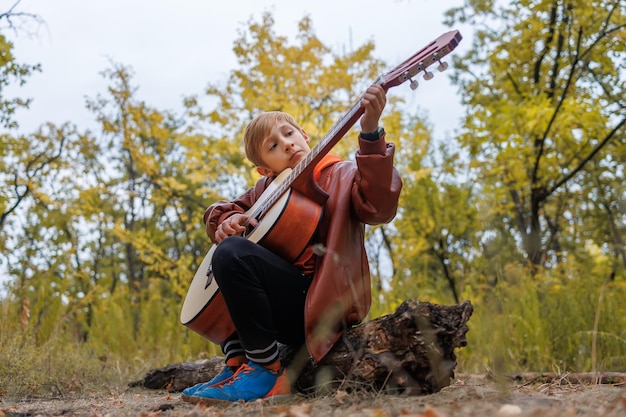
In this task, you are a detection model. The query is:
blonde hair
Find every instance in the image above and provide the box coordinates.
[244,111,302,167]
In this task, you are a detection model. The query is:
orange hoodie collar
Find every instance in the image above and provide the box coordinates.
[313,154,343,181]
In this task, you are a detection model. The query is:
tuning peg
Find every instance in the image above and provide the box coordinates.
[431,53,449,72]
[423,70,434,80]
[409,77,419,90]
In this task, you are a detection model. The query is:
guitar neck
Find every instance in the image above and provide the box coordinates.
[289,76,385,189]
[249,29,463,221]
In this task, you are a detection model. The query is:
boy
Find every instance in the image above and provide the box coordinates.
[182,84,402,404]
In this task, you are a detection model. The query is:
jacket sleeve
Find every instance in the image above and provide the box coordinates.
[202,178,269,243]
[352,132,403,224]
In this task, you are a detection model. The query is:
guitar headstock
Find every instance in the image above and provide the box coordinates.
[380,30,462,91]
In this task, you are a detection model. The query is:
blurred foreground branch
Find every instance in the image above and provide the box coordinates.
[131,300,474,395]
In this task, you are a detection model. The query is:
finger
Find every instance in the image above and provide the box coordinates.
[222,222,238,237]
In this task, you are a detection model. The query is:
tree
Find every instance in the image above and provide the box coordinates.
[0,1,44,132]
[0,6,42,233]
[447,0,626,273]
[185,12,386,171]
[391,126,482,305]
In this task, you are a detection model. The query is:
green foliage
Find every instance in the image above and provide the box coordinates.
[447,0,626,268]
[0,32,40,130]
[435,0,626,373]
[459,264,626,374]
[187,11,385,181]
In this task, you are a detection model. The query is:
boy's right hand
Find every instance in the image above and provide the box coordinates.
[359,84,387,133]
[215,213,258,243]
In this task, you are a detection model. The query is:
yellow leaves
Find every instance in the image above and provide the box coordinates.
[584,240,612,277]
[159,176,187,193]
[212,11,384,151]
[29,187,52,205]
[0,34,15,67]
[521,98,552,136]
[405,167,433,183]
[76,185,109,217]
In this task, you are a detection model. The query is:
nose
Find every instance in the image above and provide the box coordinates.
[283,139,295,151]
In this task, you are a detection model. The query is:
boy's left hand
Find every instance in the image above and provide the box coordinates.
[359,84,387,133]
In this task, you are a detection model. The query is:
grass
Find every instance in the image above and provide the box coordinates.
[1,266,625,400]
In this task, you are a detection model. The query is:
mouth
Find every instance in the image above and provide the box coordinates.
[290,151,302,162]
[289,151,306,169]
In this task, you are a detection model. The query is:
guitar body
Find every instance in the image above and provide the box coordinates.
[180,29,463,345]
[179,246,233,345]
[180,170,324,344]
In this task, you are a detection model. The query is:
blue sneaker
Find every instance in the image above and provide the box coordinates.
[186,361,291,404]
[181,365,236,401]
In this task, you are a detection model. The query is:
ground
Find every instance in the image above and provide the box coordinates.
[1,375,625,417]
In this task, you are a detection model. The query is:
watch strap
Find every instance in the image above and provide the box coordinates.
[359,126,385,141]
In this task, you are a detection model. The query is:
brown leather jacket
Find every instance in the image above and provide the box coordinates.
[204,134,402,362]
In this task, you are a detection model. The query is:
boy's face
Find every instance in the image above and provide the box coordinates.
[256,121,311,177]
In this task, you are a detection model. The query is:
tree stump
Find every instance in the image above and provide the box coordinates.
[130,299,473,395]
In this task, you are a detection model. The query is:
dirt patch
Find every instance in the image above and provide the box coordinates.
[1,375,625,417]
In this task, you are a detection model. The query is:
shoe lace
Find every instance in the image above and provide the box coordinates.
[222,363,255,387]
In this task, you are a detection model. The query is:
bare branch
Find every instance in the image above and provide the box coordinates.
[532,28,582,191]
[0,0,45,36]
[549,116,626,195]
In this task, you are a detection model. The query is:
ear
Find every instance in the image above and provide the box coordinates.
[302,129,309,143]
[256,166,275,177]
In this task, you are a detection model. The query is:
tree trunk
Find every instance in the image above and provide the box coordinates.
[130,300,473,396]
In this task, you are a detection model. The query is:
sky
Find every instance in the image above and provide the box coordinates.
[2,0,471,139]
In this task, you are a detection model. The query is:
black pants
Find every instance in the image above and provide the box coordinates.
[212,236,313,364]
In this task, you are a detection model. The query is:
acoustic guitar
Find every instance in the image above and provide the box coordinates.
[180,29,463,344]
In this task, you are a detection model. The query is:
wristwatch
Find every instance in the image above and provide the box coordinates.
[359,126,385,141]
